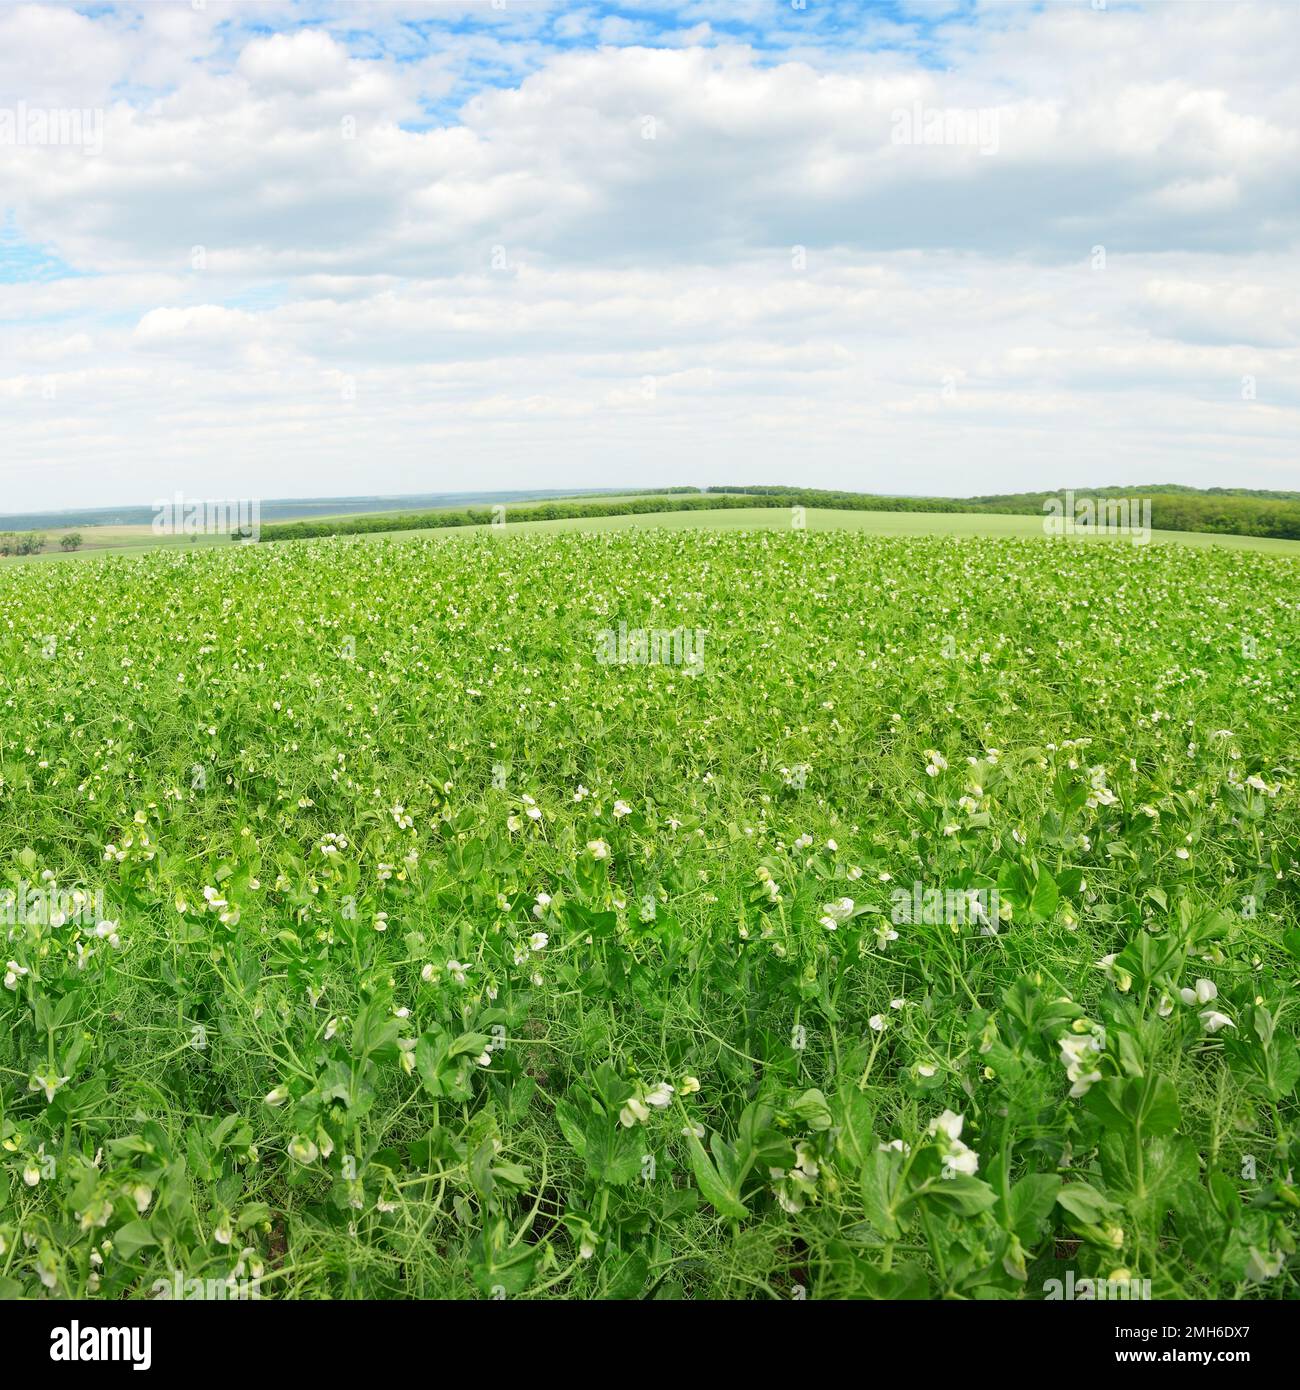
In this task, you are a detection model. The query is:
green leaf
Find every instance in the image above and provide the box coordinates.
[491,1159,530,1187]
[859,1146,905,1240]
[554,1099,588,1158]
[602,1249,650,1300]
[592,1062,632,1112]
[470,1219,537,1297]
[582,1116,643,1186]
[1006,1173,1062,1244]
[832,1088,875,1167]
[1085,1075,1181,1136]
[789,1088,833,1132]
[1208,1169,1241,1220]
[921,1173,998,1217]
[1057,1181,1118,1225]
[112,1219,156,1260]
[1178,1184,1228,1268]
[236,1202,272,1231]
[469,1136,497,1200]
[686,1133,748,1220]
[1029,867,1059,922]
[353,996,400,1060]
[413,1031,472,1101]
[859,1258,931,1300]
[448,1031,491,1060]
[1100,1133,1198,1221]
[1266,1036,1300,1099]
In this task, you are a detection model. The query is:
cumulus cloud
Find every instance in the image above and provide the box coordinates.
[0,0,1297,508]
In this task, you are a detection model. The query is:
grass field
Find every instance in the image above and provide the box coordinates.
[11,502,1300,565]
[1,524,1297,1300]
[388,505,1300,554]
[0,494,705,562]
[3,527,233,562]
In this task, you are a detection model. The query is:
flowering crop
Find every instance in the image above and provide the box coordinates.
[0,528,1297,1299]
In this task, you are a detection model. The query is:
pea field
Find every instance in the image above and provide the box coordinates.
[1,526,1298,1300]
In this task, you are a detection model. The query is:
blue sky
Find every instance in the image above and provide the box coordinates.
[1,0,1297,510]
[0,214,85,284]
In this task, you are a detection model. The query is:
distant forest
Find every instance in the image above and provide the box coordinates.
[256,483,1300,543]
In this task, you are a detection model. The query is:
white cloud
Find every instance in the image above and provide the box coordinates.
[0,0,1298,508]
[237,30,354,93]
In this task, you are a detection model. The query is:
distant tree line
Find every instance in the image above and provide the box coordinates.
[712,486,1300,540]
[251,484,1300,545]
[0,532,86,556]
[0,532,47,556]
[257,493,751,542]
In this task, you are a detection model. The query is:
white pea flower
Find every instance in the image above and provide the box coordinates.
[1095,953,1132,992]
[942,1144,980,1178]
[928,1110,964,1142]
[619,1095,650,1128]
[1245,1247,1285,1282]
[29,1067,71,1103]
[927,1110,979,1178]
[288,1136,319,1165]
[1058,1032,1104,1097]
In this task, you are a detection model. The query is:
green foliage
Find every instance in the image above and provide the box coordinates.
[0,531,46,556]
[0,527,1296,1299]
[254,483,1300,545]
